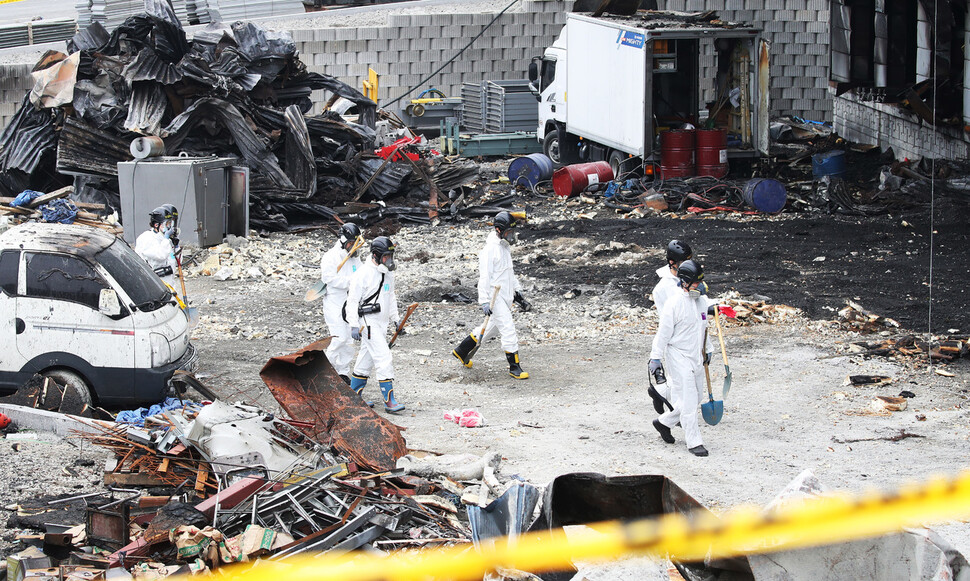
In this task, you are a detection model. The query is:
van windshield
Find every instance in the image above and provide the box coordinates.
[96,239,172,310]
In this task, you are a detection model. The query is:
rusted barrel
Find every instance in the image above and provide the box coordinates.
[659,129,695,179]
[552,161,614,197]
[696,129,728,178]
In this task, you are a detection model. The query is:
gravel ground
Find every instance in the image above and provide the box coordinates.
[0,161,968,576]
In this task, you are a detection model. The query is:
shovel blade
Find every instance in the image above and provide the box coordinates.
[701,398,723,426]
[722,365,733,400]
[186,307,200,329]
[304,280,327,302]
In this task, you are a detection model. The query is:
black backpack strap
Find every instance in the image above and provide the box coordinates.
[361,273,385,308]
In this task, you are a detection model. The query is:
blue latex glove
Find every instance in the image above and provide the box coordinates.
[648,359,662,374]
[481,303,492,316]
[351,327,361,341]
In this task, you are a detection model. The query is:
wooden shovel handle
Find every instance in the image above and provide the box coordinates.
[714,308,729,366]
[703,328,714,398]
[479,285,501,338]
[335,236,364,272]
[388,303,419,348]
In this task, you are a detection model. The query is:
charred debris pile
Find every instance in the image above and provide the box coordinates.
[0,0,484,232]
[3,341,538,578]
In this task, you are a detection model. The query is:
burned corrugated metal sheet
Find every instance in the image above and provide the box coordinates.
[284,104,316,197]
[357,158,412,200]
[259,340,407,472]
[56,116,132,177]
[123,82,167,135]
[67,22,111,53]
[0,95,57,175]
[73,74,129,130]
[123,48,183,85]
[162,97,295,190]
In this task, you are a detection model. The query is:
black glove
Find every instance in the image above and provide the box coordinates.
[514,291,532,312]
[703,352,712,365]
[707,304,717,316]
[481,303,492,316]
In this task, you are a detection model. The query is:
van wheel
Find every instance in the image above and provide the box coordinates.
[543,129,562,168]
[43,370,93,406]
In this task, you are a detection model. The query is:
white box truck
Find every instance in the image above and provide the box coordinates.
[529,11,770,175]
[0,222,197,406]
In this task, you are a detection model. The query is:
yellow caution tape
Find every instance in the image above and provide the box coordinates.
[0,0,26,4]
[183,469,970,580]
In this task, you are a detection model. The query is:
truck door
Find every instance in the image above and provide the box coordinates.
[0,250,27,390]
[16,252,135,400]
[539,57,565,124]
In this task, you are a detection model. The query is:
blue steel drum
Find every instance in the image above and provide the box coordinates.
[508,153,554,188]
[812,150,846,178]
[742,178,788,214]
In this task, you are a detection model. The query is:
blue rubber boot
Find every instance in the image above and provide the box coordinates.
[349,373,374,408]
[378,379,405,413]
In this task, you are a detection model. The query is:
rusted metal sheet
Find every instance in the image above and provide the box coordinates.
[260,340,407,471]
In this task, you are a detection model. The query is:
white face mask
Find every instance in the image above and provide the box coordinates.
[688,289,701,299]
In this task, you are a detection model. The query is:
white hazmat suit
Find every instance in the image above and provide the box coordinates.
[473,230,522,352]
[135,229,178,288]
[347,259,400,381]
[649,288,714,450]
[319,242,362,377]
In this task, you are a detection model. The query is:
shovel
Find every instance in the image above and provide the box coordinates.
[467,285,500,360]
[175,258,199,328]
[304,235,364,302]
[700,329,723,425]
[713,308,733,399]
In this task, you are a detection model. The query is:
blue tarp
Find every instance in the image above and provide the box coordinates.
[40,199,78,224]
[10,190,42,207]
[116,397,199,426]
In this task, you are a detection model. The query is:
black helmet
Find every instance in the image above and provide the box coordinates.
[493,211,520,239]
[161,204,179,227]
[666,239,693,264]
[339,223,361,252]
[371,236,396,270]
[149,206,167,228]
[677,259,704,287]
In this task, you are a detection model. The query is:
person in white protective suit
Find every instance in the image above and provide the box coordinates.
[135,206,179,288]
[319,222,363,386]
[649,239,695,414]
[451,210,533,380]
[347,236,404,413]
[648,259,714,457]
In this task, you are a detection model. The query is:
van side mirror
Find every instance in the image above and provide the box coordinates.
[528,61,539,84]
[99,288,123,317]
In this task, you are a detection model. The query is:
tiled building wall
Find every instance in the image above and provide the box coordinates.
[833,90,970,160]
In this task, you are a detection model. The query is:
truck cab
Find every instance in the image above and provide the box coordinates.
[530,30,567,164]
[0,223,196,407]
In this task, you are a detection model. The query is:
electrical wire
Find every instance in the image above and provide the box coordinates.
[380,0,520,110]
[927,0,938,372]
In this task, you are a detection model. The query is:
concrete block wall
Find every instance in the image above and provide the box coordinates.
[659,0,831,122]
[0,65,36,131]
[288,0,573,114]
[833,91,970,160]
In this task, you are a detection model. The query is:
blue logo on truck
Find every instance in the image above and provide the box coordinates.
[616,30,645,49]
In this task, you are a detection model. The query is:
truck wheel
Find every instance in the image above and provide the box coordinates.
[543,130,562,167]
[43,369,93,406]
[609,150,627,177]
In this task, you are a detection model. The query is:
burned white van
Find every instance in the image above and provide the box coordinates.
[0,223,196,406]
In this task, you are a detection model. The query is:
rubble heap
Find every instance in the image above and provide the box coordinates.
[0,1,481,232]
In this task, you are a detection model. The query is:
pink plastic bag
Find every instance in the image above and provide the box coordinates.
[443,409,486,428]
